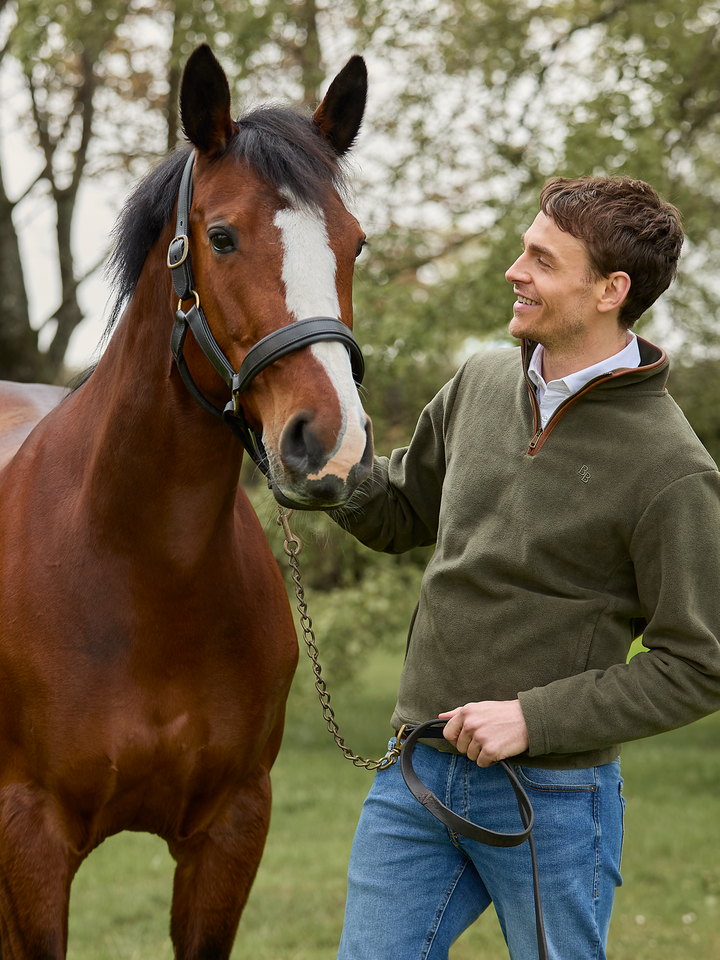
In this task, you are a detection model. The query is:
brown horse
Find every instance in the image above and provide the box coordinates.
[0,44,371,959]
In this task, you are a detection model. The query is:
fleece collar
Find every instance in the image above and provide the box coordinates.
[522,336,668,392]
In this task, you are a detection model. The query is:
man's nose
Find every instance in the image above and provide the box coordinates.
[505,254,528,284]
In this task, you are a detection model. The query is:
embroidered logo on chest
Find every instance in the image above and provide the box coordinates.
[577,464,591,484]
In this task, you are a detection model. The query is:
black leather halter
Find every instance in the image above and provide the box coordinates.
[167,151,365,476]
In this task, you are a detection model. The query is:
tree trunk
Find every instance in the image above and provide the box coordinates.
[45,190,84,375]
[0,162,46,382]
[294,0,324,106]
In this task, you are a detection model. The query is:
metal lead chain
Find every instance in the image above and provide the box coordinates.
[277,506,402,771]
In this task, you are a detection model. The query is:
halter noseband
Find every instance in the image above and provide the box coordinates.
[167,151,365,476]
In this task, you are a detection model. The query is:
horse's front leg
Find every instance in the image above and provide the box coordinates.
[0,783,80,960]
[168,769,273,960]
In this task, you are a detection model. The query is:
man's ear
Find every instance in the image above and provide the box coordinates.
[597,272,631,314]
[180,44,235,157]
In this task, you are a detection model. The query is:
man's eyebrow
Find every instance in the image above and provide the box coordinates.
[519,234,558,262]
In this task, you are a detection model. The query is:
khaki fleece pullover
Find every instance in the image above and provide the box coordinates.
[335,337,720,769]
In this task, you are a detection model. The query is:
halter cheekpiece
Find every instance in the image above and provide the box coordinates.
[167,151,365,476]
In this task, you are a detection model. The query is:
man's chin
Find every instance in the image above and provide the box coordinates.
[508,318,530,342]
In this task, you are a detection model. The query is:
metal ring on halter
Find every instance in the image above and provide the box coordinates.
[176,290,200,312]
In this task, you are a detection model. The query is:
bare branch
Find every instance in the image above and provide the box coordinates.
[68,50,97,199]
[26,70,56,173]
[5,164,51,209]
[382,229,488,282]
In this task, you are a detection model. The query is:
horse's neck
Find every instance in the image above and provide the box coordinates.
[68,254,243,565]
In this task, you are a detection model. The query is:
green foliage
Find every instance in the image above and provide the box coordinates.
[249,483,432,685]
[341,0,720,377]
[300,551,423,684]
[667,359,720,466]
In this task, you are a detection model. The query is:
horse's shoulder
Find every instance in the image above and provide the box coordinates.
[0,380,69,471]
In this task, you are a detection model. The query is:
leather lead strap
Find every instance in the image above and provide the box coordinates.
[400,720,549,960]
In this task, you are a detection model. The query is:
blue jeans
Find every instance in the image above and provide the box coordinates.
[337,743,624,960]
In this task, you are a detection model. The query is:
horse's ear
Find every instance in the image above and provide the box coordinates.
[180,44,235,156]
[313,56,367,156]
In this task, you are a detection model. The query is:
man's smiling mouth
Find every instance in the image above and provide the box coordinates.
[516,295,540,306]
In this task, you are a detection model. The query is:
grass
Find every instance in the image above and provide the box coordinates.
[66,644,720,959]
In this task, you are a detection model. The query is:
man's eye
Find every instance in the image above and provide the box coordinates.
[210,233,234,253]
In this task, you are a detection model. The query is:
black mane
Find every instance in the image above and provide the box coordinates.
[104,105,345,337]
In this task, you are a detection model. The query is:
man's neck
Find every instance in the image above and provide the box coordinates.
[541,329,630,383]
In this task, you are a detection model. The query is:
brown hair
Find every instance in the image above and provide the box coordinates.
[539,176,684,328]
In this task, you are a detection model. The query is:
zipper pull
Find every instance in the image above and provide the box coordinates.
[528,428,543,450]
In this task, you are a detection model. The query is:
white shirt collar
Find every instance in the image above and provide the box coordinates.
[528,332,640,393]
[528,332,641,426]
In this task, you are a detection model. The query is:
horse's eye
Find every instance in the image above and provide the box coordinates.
[355,239,367,260]
[209,232,234,253]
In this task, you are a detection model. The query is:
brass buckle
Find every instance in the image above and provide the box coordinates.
[167,234,190,269]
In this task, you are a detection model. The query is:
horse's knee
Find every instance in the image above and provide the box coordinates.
[168,776,273,960]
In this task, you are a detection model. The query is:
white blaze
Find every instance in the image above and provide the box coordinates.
[274,203,367,480]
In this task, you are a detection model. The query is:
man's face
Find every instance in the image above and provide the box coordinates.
[505,212,598,350]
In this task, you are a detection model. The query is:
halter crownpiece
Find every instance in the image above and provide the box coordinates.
[167,151,365,476]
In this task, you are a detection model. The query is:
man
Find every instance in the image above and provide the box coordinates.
[333,177,720,960]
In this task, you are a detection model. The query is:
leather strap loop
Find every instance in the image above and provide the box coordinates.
[221,402,271,475]
[171,312,224,422]
[399,719,548,960]
[170,311,272,475]
[400,720,534,847]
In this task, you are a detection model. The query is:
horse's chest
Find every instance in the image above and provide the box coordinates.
[60,693,277,837]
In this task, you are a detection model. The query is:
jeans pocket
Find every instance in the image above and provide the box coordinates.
[515,765,596,793]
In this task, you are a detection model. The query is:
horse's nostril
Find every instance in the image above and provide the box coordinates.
[280,410,324,475]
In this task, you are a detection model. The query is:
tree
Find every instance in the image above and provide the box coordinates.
[335,0,720,449]
[0,0,331,382]
[5,0,720,389]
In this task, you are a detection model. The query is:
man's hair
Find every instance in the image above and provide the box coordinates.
[539,176,684,328]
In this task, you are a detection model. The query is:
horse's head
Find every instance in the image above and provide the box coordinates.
[173,44,373,510]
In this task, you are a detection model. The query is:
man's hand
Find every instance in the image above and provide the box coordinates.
[438,700,530,767]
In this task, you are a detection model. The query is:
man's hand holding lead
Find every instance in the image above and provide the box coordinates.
[439,700,530,767]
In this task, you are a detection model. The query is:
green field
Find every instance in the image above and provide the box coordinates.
[66,647,720,960]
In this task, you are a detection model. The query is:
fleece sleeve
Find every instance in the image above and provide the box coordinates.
[519,469,720,756]
[331,371,463,554]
